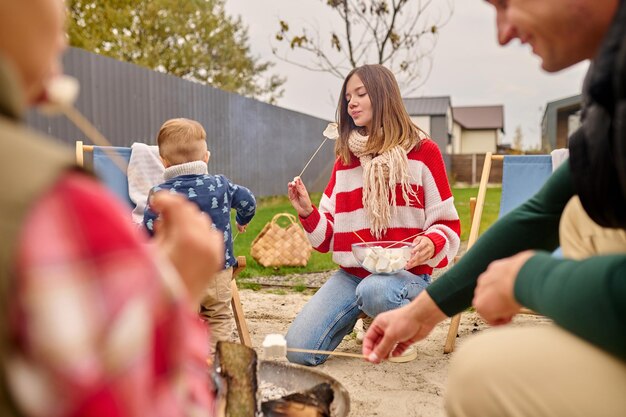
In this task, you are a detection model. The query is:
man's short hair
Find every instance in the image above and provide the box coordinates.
[157,118,208,165]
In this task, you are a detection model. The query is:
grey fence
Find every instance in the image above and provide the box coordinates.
[26,47,334,197]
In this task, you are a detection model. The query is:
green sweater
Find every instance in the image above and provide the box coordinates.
[427,161,626,361]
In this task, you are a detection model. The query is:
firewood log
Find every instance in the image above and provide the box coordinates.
[215,341,258,417]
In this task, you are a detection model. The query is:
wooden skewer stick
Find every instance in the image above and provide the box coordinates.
[286,347,366,360]
[61,105,129,173]
[352,231,367,243]
[297,138,328,179]
[354,231,426,248]
[387,231,427,248]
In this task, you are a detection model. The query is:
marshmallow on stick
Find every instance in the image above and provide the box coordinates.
[262,333,367,360]
[262,333,288,359]
[291,122,339,186]
[37,75,129,175]
[38,75,80,115]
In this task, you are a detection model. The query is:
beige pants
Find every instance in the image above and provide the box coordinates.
[559,197,626,258]
[446,197,626,417]
[199,267,235,354]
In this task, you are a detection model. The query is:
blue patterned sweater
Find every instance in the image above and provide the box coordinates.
[143,161,256,269]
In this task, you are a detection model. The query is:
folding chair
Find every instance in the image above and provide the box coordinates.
[76,141,252,347]
[443,153,553,353]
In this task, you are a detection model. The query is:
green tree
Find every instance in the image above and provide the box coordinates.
[274,0,453,93]
[67,0,285,103]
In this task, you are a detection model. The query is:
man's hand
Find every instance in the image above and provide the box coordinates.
[406,236,435,269]
[287,177,313,218]
[362,292,446,363]
[472,250,535,325]
[150,192,224,304]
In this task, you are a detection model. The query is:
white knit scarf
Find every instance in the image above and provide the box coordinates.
[348,130,418,238]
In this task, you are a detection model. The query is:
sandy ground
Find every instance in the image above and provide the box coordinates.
[237,287,552,417]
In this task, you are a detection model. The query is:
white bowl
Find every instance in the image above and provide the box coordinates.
[352,241,413,275]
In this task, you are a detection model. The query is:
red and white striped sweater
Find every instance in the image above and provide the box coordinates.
[300,139,461,278]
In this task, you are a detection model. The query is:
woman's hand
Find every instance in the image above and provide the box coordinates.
[287,177,313,218]
[406,236,435,269]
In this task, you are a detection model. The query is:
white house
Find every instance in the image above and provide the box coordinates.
[452,105,505,154]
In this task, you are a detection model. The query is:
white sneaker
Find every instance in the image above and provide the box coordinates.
[356,316,373,344]
[387,344,417,363]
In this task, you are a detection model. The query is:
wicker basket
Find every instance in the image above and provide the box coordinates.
[250,213,312,267]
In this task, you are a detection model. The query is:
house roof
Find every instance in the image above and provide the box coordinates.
[541,94,582,122]
[403,96,451,116]
[453,105,505,131]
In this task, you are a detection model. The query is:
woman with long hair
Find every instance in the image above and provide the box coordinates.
[287,64,460,365]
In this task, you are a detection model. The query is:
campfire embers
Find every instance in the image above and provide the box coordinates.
[262,383,334,417]
[215,342,349,417]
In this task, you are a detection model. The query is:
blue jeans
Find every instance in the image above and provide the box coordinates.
[285,269,431,366]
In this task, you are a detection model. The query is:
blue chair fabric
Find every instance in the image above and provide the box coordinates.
[92,146,133,208]
[499,155,553,217]
[499,155,562,256]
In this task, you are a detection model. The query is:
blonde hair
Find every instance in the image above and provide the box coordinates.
[335,64,426,164]
[157,118,208,165]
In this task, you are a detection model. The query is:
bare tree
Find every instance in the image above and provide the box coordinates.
[512,125,524,151]
[273,0,453,94]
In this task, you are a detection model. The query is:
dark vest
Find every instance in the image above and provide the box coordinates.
[569,0,626,229]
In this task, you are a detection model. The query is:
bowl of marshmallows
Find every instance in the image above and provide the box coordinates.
[352,241,413,275]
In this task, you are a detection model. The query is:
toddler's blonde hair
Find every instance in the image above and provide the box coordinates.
[157,118,208,165]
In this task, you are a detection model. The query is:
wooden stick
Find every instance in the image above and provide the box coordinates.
[287,347,365,360]
[353,230,424,247]
[352,231,366,243]
[387,231,426,248]
[61,105,129,173]
[298,137,328,178]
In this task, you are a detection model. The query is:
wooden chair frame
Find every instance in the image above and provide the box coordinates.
[443,153,541,354]
[76,141,252,347]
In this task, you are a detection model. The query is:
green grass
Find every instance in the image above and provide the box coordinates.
[232,192,335,278]
[452,186,501,241]
[233,187,502,277]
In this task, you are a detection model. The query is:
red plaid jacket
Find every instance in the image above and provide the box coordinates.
[8,173,214,417]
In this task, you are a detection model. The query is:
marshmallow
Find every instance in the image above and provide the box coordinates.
[323,123,339,140]
[262,333,287,359]
[38,75,80,115]
[360,246,410,274]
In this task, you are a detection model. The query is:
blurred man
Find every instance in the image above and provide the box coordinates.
[363,0,626,416]
[0,1,224,416]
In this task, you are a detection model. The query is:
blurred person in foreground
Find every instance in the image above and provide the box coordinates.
[363,0,626,416]
[0,1,224,416]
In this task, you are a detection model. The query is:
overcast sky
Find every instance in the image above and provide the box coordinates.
[224,0,589,149]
